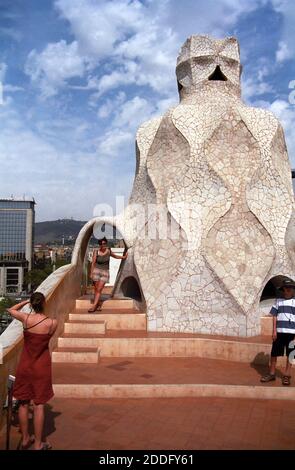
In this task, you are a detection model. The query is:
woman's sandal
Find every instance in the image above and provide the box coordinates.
[20,435,35,450]
[282,375,291,386]
[88,305,102,313]
[34,441,52,450]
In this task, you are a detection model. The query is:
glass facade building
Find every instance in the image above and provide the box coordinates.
[0,210,27,261]
[0,199,35,295]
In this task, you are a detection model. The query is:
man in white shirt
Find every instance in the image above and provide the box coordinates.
[261,279,295,386]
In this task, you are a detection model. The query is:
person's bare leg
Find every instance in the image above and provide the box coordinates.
[269,356,277,375]
[19,402,30,445]
[93,282,102,307]
[33,403,44,450]
[285,356,292,377]
[89,281,105,311]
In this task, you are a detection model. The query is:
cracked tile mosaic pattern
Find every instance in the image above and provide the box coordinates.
[97,35,295,337]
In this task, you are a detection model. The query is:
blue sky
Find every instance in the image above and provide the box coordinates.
[0,0,295,222]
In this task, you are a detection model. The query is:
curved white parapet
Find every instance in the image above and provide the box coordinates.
[0,264,73,350]
[0,318,23,350]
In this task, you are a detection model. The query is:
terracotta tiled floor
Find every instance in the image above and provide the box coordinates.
[1,396,295,450]
[53,356,294,387]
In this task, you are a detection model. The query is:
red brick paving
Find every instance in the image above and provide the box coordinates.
[1,396,295,450]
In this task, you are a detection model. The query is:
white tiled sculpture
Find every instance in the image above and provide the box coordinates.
[113,35,295,336]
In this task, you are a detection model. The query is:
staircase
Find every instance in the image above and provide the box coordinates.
[52,288,146,364]
[51,289,295,400]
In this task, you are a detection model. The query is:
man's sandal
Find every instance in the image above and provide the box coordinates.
[260,374,276,383]
[282,375,291,386]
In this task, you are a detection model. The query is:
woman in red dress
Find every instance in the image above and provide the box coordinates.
[8,292,57,450]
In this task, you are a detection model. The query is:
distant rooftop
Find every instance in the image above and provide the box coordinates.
[0,197,36,204]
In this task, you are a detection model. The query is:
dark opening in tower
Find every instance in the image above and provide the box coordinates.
[208,65,227,81]
[121,276,142,302]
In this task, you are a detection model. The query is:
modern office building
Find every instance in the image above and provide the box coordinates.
[0,198,35,295]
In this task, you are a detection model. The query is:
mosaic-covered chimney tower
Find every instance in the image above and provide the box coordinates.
[113,35,295,336]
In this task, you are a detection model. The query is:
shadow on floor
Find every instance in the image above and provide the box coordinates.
[250,352,284,379]
[10,403,61,449]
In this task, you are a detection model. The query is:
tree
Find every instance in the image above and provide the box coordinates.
[0,297,14,315]
[24,267,52,291]
[0,297,14,334]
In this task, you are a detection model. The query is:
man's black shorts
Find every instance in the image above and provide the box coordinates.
[271,333,295,357]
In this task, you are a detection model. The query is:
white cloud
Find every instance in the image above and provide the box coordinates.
[112,96,155,130]
[276,40,293,63]
[96,95,154,158]
[241,57,274,102]
[252,98,295,167]
[97,129,133,158]
[0,98,134,221]
[165,0,267,38]
[95,93,177,161]
[97,91,126,119]
[271,0,295,63]
[55,0,145,59]
[55,0,179,99]
[0,62,7,82]
[3,84,24,93]
[26,0,266,101]
[96,66,135,96]
[242,77,273,102]
[269,99,295,133]
[25,40,86,98]
[0,63,24,98]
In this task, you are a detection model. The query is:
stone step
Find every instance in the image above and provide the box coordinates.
[53,382,295,400]
[69,310,146,330]
[76,297,135,310]
[52,347,100,363]
[64,320,106,335]
[57,331,281,365]
[52,357,295,399]
[260,315,272,336]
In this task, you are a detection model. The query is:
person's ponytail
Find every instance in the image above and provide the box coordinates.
[30,292,45,313]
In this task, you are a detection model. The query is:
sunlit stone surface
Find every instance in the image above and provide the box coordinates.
[113,35,295,336]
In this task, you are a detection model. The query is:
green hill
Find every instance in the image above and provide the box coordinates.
[35,219,86,244]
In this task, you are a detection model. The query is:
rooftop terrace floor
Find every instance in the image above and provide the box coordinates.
[1,395,295,450]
